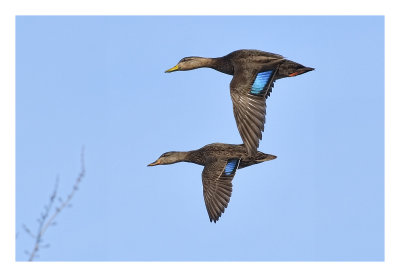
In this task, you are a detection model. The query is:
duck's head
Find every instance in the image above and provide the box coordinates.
[147,151,185,166]
[165,56,205,73]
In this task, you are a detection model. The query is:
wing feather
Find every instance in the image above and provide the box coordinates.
[202,158,239,223]
[230,67,279,156]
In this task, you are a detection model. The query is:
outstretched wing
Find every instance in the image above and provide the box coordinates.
[202,158,240,223]
[230,67,278,156]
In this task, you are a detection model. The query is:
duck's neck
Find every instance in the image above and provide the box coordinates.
[166,151,195,163]
[195,57,234,75]
[167,150,206,166]
[180,150,206,166]
[169,151,192,164]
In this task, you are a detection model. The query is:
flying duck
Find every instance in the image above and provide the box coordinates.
[148,143,276,222]
[165,49,314,156]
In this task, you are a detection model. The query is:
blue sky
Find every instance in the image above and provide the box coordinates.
[15,16,384,261]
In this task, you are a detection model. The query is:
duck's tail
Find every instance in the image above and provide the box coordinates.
[255,152,277,162]
[239,152,277,169]
[276,60,314,79]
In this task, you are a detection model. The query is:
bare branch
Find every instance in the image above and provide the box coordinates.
[26,147,85,261]
[22,224,35,239]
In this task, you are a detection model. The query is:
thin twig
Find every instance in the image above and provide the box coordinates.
[26,147,85,261]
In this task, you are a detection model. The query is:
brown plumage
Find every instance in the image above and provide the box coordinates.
[165,49,314,156]
[148,143,276,223]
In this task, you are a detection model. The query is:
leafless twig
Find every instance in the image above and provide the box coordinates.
[23,147,86,261]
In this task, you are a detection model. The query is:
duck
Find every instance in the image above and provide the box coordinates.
[148,143,276,223]
[165,49,314,156]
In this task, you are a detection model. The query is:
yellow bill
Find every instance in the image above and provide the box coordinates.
[147,159,161,166]
[165,65,179,73]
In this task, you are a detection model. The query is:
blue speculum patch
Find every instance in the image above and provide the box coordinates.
[224,159,239,175]
[250,70,274,95]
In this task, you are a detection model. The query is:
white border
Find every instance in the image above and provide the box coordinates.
[2,1,398,276]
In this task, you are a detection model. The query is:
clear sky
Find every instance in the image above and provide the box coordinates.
[15,16,384,261]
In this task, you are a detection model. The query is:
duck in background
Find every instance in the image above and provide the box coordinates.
[165,49,314,156]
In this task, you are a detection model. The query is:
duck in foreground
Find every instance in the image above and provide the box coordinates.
[165,49,314,156]
[148,143,276,223]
